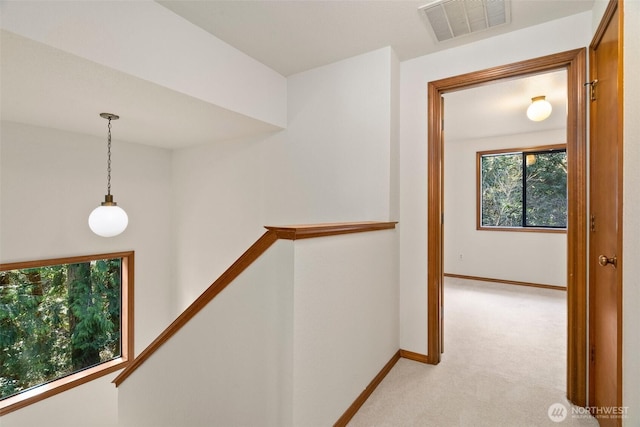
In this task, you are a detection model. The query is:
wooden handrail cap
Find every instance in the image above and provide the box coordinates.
[264,221,397,240]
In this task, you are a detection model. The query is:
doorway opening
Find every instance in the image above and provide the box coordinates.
[426,48,587,405]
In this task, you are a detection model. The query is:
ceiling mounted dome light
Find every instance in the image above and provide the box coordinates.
[526,96,552,122]
[88,113,128,237]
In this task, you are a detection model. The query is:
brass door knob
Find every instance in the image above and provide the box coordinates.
[598,255,617,268]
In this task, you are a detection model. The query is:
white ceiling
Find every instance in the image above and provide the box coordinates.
[0,0,592,148]
[444,69,568,142]
[157,0,593,77]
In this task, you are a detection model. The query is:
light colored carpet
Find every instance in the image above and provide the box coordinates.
[348,278,598,426]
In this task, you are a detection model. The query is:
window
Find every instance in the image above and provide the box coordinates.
[0,252,133,415]
[477,145,567,231]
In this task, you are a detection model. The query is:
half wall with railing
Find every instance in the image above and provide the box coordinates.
[115,222,398,426]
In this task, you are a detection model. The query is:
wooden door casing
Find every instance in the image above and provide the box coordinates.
[426,48,588,405]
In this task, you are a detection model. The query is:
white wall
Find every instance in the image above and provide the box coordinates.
[171,135,268,313]
[444,129,567,287]
[263,47,398,225]
[172,47,400,315]
[399,12,592,354]
[118,239,295,427]
[292,230,399,425]
[0,122,174,426]
[0,375,119,427]
[622,2,640,425]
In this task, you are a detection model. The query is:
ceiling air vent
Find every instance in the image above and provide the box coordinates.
[419,0,511,42]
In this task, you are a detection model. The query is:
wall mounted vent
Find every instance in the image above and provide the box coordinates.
[419,0,511,42]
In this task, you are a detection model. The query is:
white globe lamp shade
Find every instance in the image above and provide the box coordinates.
[89,200,128,237]
[526,96,552,122]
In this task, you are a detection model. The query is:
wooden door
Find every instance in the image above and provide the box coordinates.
[588,1,623,425]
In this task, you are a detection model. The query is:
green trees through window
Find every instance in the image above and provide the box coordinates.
[0,252,133,415]
[479,147,567,230]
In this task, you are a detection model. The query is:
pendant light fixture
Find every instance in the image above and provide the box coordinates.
[526,96,552,122]
[88,113,128,237]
